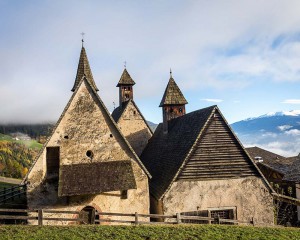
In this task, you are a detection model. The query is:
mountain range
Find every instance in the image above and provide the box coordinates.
[1,110,300,158]
[231,110,300,157]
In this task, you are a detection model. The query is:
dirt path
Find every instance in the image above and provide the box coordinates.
[0,177,22,185]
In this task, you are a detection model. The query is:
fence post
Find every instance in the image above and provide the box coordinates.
[38,209,43,226]
[176,213,181,224]
[3,187,6,203]
[91,208,96,224]
[216,215,220,224]
[135,212,138,225]
[252,217,255,226]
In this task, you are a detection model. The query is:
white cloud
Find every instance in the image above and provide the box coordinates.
[201,98,223,103]
[284,129,300,136]
[277,125,293,131]
[282,99,300,104]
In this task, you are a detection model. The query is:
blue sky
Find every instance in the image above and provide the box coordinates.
[1,0,300,124]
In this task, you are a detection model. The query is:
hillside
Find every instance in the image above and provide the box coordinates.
[231,110,300,157]
[0,133,41,178]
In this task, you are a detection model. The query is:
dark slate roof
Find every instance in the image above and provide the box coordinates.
[283,157,300,182]
[159,77,188,107]
[71,47,99,92]
[58,161,137,196]
[116,69,135,87]
[111,101,130,123]
[140,105,216,200]
[246,147,294,175]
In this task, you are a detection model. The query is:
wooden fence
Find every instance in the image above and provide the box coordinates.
[0,208,255,226]
[0,185,26,204]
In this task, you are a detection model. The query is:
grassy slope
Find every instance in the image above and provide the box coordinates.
[0,133,42,149]
[0,225,299,240]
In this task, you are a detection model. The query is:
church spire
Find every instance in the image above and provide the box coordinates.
[117,68,136,107]
[160,71,188,133]
[71,46,99,92]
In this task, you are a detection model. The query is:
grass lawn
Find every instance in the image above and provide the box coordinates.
[0,225,299,240]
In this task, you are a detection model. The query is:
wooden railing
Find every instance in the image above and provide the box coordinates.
[0,185,26,204]
[0,208,256,226]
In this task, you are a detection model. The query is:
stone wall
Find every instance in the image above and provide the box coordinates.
[26,80,149,224]
[117,101,152,156]
[162,177,274,225]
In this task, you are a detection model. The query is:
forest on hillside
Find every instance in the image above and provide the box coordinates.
[0,124,53,139]
[0,141,39,179]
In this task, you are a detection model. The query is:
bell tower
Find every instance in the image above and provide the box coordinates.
[117,68,136,107]
[159,70,188,133]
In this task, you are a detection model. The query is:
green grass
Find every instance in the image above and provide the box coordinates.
[0,225,299,240]
[0,133,42,149]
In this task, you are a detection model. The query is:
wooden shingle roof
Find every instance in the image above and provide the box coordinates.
[140,106,215,199]
[159,77,188,107]
[246,147,294,175]
[71,47,99,92]
[116,69,135,87]
[58,161,136,196]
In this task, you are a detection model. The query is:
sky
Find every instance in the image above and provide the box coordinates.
[1,1,300,125]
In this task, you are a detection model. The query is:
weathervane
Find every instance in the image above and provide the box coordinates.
[81,32,85,47]
[124,61,127,69]
[170,68,172,78]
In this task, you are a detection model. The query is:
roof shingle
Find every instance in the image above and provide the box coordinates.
[116,69,135,87]
[159,77,188,107]
[58,161,137,196]
[71,47,98,92]
[140,106,215,199]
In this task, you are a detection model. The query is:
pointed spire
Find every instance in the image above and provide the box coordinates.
[159,71,188,107]
[71,46,99,92]
[116,68,136,87]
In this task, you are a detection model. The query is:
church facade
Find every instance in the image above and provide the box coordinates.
[140,73,275,225]
[24,44,275,225]
[24,46,150,225]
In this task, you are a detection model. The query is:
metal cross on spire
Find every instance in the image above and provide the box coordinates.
[170,68,173,78]
[124,61,127,69]
[81,32,85,47]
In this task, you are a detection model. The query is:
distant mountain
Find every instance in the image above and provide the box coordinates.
[147,121,158,132]
[231,110,300,157]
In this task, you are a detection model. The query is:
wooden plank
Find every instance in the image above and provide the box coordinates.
[43,210,80,214]
[43,217,81,222]
[137,214,176,219]
[95,219,135,224]
[0,209,37,213]
[96,212,135,217]
[0,215,37,220]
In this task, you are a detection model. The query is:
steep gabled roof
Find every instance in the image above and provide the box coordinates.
[140,106,215,199]
[140,106,273,200]
[71,47,99,92]
[24,76,151,184]
[159,77,188,107]
[116,68,135,87]
[111,99,153,134]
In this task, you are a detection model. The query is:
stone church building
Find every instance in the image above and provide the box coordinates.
[24,45,275,225]
[140,73,275,224]
[112,69,153,156]
[24,46,151,224]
